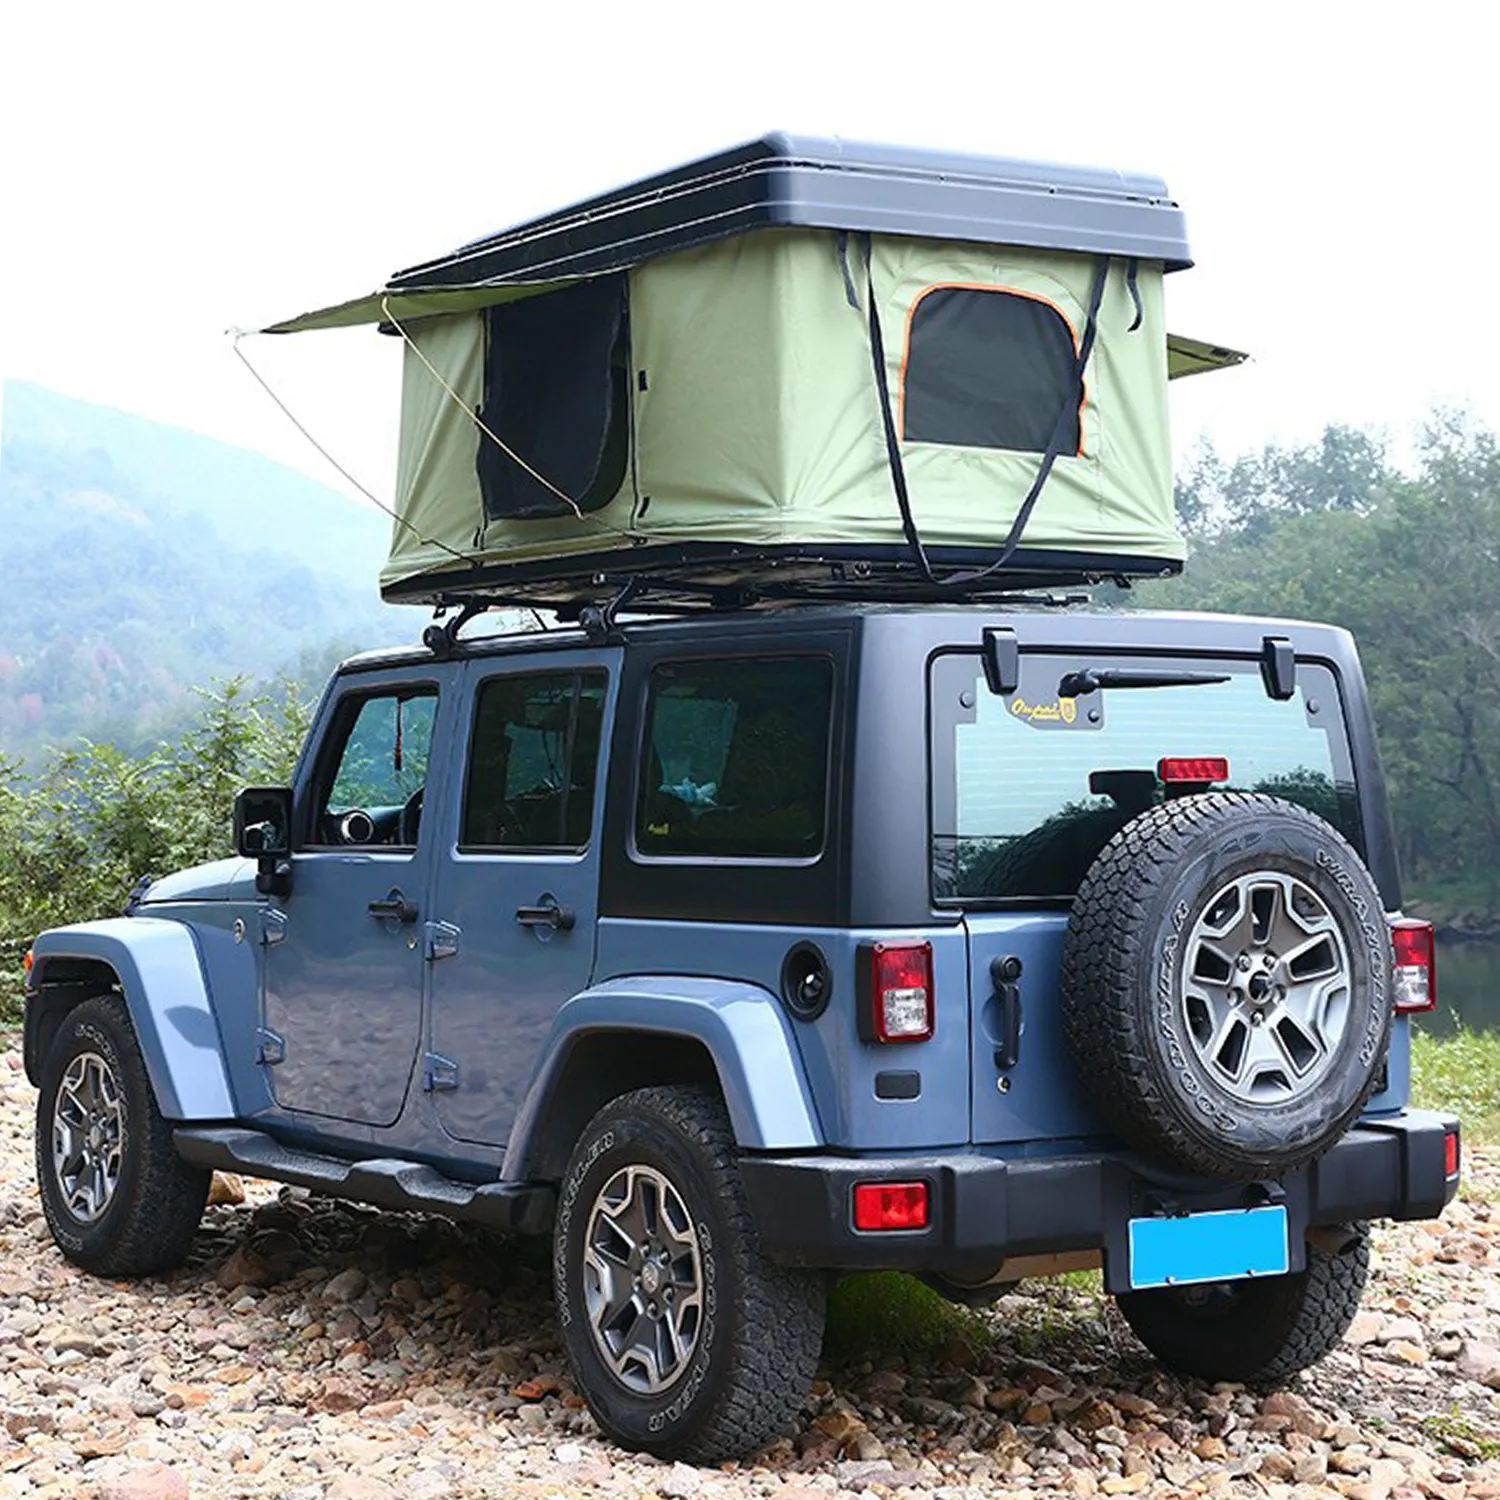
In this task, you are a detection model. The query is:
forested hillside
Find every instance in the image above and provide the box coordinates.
[1141,414,1500,923]
[0,381,413,758]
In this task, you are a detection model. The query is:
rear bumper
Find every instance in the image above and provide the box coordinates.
[739,1110,1460,1290]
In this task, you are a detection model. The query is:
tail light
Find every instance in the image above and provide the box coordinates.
[1446,1130,1460,1179]
[853,1181,929,1231]
[1157,756,1230,784]
[860,941,934,1043]
[1390,919,1436,1013]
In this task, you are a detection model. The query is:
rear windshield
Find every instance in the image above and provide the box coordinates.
[930,652,1361,904]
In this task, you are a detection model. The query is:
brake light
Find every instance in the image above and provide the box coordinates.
[22,949,32,975]
[1391,919,1436,1013]
[867,942,934,1043]
[1158,756,1230,784]
[1446,1130,1460,1178]
[853,1181,929,1231]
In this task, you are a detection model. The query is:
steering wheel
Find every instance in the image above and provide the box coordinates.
[398,788,424,846]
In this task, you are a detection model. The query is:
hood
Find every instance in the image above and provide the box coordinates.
[139,857,256,905]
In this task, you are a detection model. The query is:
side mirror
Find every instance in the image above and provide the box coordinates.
[234,788,293,858]
[234,787,294,896]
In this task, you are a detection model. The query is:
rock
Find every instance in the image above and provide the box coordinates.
[553,1442,585,1463]
[1261,1452,1296,1480]
[1100,1477,1150,1496]
[313,1375,367,1413]
[1458,1341,1500,1382]
[902,1396,952,1425]
[835,1460,895,1487]
[814,1408,868,1442]
[326,1479,400,1500]
[214,1244,276,1290]
[861,1368,906,1398]
[1021,1401,1053,1425]
[1261,1390,1328,1437]
[1383,1340,1427,1365]
[1368,1459,1405,1500]
[937,1335,977,1370]
[95,1467,190,1500]
[1194,1436,1228,1461]
[324,1267,369,1302]
[1071,1398,1119,1432]
[660,1462,702,1498]
[1331,1448,1372,1474]
[1294,1453,1330,1485]
[849,1432,887,1462]
[207,1170,246,1205]
[1112,1393,1157,1417]
[1377,1316,1424,1345]
[1345,1312,1386,1346]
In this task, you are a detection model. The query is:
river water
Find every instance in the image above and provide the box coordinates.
[1421,939,1500,1036]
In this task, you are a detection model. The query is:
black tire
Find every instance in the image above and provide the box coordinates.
[1062,793,1392,1180]
[35,994,211,1276]
[553,1085,826,1461]
[1116,1224,1370,1385]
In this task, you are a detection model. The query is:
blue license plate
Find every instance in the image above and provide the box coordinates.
[1127,1205,1290,1291]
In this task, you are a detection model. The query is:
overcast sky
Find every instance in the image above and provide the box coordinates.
[3,2,1497,510]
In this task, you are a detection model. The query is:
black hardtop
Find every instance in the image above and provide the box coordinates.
[389,132,1192,292]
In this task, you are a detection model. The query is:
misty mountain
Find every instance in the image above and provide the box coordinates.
[0,380,421,758]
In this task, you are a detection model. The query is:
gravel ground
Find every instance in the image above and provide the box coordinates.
[3,1042,1500,1500]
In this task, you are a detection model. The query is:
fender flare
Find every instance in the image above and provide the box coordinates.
[26,918,236,1120]
[503,975,824,1180]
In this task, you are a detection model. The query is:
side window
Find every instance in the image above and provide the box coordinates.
[461,671,607,851]
[637,657,833,860]
[312,688,438,847]
[902,285,1081,453]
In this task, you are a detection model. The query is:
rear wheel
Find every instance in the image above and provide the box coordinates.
[1115,1224,1369,1385]
[35,994,210,1276]
[554,1085,825,1461]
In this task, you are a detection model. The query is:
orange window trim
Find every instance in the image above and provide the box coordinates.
[896,281,1089,457]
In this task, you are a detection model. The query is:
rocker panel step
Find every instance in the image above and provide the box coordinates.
[173,1127,554,1234]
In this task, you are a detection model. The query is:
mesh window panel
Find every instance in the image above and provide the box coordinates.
[476,276,629,520]
[903,287,1079,453]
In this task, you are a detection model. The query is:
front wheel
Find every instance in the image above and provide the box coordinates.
[554,1085,826,1461]
[1115,1224,1370,1385]
[35,994,210,1276]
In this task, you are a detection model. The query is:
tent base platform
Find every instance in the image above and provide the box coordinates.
[383,541,1182,614]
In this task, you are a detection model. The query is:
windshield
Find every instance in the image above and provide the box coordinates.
[930,652,1361,904]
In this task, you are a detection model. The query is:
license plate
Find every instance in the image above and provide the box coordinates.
[1127,1204,1290,1291]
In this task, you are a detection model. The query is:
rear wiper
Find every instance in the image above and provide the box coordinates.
[1058,667,1231,698]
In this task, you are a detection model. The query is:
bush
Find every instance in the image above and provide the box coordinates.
[0,677,309,1023]
[1411,1026,1500,1146]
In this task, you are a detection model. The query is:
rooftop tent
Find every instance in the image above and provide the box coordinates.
[265,135,1243,606]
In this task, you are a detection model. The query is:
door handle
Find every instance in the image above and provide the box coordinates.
[368,890,419,924]
[516,895,576,933]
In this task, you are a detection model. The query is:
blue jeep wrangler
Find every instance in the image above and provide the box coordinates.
[23,604,1458,1459]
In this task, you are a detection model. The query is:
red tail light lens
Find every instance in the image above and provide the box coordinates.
[1391,919,1436,1013]
[1157,756,1230,784]
[1446,1130,1460,1178]
[867,942,934,1043]
[853,1181,929,1231]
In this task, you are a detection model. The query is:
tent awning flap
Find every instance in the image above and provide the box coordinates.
[262,279,579,335]
[1167,333,1249,380]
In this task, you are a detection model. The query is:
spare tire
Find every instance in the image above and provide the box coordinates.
[1061,793,1391,1180]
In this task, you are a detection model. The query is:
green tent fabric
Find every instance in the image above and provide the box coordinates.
[263,228,1246,600]
[383,231,1167,595]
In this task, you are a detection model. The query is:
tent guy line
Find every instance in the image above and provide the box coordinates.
[228,329,485,569]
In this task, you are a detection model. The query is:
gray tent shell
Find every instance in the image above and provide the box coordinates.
[264,135,1245,607]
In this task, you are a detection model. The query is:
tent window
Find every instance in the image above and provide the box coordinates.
[476,276,630,520]
[902,286,1081,454]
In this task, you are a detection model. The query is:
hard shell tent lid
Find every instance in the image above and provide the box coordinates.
[264,136,1245,608]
